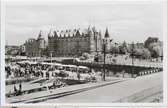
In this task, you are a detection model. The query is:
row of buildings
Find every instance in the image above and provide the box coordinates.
[25,31,46,57]
[6,26,162,59]
[24,26,111,57]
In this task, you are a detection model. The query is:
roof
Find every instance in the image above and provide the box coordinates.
[48,26,100,38]
[104,28,110,38]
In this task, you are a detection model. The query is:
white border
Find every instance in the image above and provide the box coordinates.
[163,0,167,105]
[1,0,6,106]
[1,0,167,107]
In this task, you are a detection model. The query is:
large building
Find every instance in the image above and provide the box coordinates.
[25,31,46,57]
[48,26,110,56]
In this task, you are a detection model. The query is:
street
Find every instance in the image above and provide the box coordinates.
[44,72,162,103]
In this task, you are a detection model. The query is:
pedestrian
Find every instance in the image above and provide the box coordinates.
[77,72,80,80]
[53,81,56,89]
[14,84,17,95]
[19,83,22,92]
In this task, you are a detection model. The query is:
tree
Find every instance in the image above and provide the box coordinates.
[119,41,128,54]
[144,37,163,58]
[148,42,162,58]
[131,48,151,59]
[141,48,151,59]
[151,45,162,58]
[110,45,119,54]
[144,37,158,48]
[133,48,143,58]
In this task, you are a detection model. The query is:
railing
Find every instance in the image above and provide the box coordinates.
[6,77,36,85]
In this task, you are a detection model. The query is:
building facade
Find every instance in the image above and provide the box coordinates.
[25,31,46,57]
[19,44,26,56]
[48,27,104,56]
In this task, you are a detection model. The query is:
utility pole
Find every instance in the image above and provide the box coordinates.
[131,42,135,78]
[50,51,53,64]
[102,27,111,81]
[102,39,107,81]
[114,42,118,57]
[96,35,98,55]
[76,39,80,57]
[103,43,106,81]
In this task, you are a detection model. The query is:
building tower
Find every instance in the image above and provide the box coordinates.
[104,28,111,52]
[37,31,45,49]
[37,31,46,57]
[88,26,95,53]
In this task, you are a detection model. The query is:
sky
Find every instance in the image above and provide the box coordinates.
[5,1,163,45]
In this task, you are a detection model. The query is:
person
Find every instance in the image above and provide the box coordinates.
[19,83,22,92]
[77,72,80,80]
[53,81,56,89]
[41,71,44,77]
[46,71,49,79]
[14,84,17,95]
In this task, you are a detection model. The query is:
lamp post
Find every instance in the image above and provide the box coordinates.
[102,38,107,81]
[131,42,135,78]
[114,42,118,57]
[96,35,98,56]
[76,39,80,57]
[101,38,113,81]
[50,51,53,64]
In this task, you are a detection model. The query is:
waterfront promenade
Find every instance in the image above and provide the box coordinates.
[44,72,162,103]
[6,72,162,103]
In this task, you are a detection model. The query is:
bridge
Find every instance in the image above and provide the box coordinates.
[61,59,163,77]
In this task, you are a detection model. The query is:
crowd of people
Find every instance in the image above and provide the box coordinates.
[5,61,98,97]
[5,61,96,82]
[5,63,48,79]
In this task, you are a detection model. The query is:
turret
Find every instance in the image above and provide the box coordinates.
[38,30,42,39]
[88,26,95,53]
[54,31,58,37]
[75,30,81,37]
[37,30,45,49]
[87,26,93,36]
[48,29,52,38]
[104,28,112,52]
[104,28,110,38]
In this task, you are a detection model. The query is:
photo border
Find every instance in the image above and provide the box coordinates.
[1,0,167,107]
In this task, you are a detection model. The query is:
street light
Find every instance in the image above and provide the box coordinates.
[50,51,53,64]
[101,37,113,81]
[131,42,135,78]
[102,38,108,81]
[114,42,118,57]
[96,35,98,56]
[76,39,80,57]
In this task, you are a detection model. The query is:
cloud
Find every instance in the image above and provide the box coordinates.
[5,2,163,45]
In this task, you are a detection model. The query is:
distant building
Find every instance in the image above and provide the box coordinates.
[135,42,144,49]
[20,44,26,56]
[25,31,46,57]
[48,26,108,56]
[5,45,20,55]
